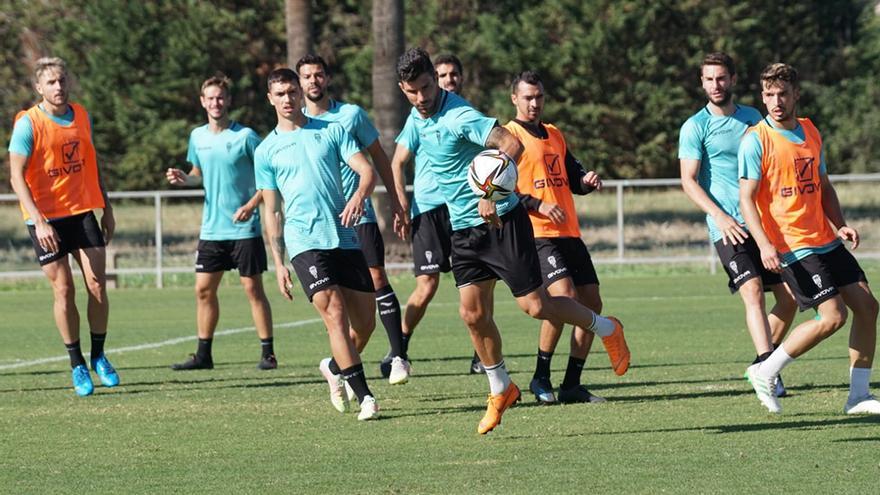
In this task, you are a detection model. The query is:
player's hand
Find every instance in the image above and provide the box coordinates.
[232,205,254,223]
[35,220,61,254]
[393,208,411,241]
[101,208,116,244]
[340,196,365,227]
[538,202,566,224]
[712,212,748,246]
[582,171,602,191]
[165,168,187,186]
[478,199,501,228]
[838,225,860,250]
[276,266,294,301]
[758,243,782,273]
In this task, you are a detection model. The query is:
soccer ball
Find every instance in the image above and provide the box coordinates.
[467,149,518,201]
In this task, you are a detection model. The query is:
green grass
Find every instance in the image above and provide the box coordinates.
[1,271,879,493]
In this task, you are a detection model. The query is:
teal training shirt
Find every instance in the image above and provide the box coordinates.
[737,118,838,266]
[678,104,762,242]
[254,119,362,258]
[396,117,445,218]
[303,100,378,226]
[397,90,518,231]
[187,122,262,240]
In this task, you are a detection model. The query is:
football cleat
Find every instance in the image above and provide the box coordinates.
[558,384,607,404]
[844,394,880,414]
[477,382,521,434]
[357,395,380,421]
[388,356,411,385]
[257,354,278,370]
[71,364,94,397]
[529,377,557,404]
[601,317,630,376]
[470,356,485,375]
[745,363,781,413]
[379,351,394,378]
[171,354,213,370]
[90,354,120,387]
[318,358,349,413]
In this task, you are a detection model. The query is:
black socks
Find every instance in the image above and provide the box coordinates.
[376,285,405,360]
[66,340,86,368]
[561,356,586,390]
[341,363,372,403]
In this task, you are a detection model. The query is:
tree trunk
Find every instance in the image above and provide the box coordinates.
[371,0,405,241]
[285,0,312,68]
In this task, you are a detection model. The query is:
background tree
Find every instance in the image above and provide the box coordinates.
[286,0,313,68]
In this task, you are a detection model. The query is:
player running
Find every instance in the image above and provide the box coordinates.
[257,68,380,420]
[296,54,411,385]
[679,52,797,395]
[739,63,880,415]
[165,74,277,371]
[503,70,607,405]
[391,48,631,434]
[8,57,119,396]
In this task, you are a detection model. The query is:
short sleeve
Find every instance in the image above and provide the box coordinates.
[448,107,497,147]
[8,114,34,158]
[738,132,764,181]
[244,128,261,162]
[395,116,419,151]
[329,124,361,164]
[254,144,277,190]
[351,108,380,149]
[677,117,703,160]
[186,130,201,169]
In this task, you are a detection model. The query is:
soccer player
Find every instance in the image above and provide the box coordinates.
[390,48,630,434]
[8,57,119,396]
[503,71,607,404]
[679,52,797,395]
[296,54,411,385]
[739,63,880,415]
[165,74,276,371]
[257,68,380,420]
[394,53,481,374]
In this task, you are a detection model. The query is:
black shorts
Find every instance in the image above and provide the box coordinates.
[411,205,452,275]
[28,211,105,266]
[291,248,374,302]
[451,204,543,297]
[781,244,868,311]
[195,237,267,277]
[355,222,385,268]
[715,237,783,293]
[535,237,599,287]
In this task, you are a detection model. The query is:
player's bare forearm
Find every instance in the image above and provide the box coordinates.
[738,179,771,248]
[246,190,263,210]
[367,140,402,211]
[680,159,725,218]
[819,175,846,229]
[485,126,524,163]
[9,153,45,222]
[390,144,413,212]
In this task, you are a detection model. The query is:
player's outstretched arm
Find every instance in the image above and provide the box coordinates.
[739,178,780,273]
[341,151,376,227]
[389,143,413,239]
[262,189,293,300]
[9,152,60,253]
[485,126,524,163]
[681,158,746,245]
[819,173,859,249]
[165,166,203,187]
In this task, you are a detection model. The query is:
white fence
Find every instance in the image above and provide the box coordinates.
[2,174,879,287]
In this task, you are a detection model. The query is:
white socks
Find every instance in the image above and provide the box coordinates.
[848,367,872,403]
[758,345,795,377]
[590,314,615,337]
[484,360,511,395]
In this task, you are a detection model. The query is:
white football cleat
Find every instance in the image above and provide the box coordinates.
[388,356,411,385]
[357,395,380,421]
[746,363,781,414]
[844,394,880,414]
[318,358,349,413]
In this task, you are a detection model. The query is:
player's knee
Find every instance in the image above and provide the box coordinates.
[418,275,439,298]
[53,282,76,304]
[853,293,879,321]
[459,305,489,327]
[522,298,548,320]
[583,295,602,314]
[819,308,848,335]
[195,284,215,302]
[242,282,265,302]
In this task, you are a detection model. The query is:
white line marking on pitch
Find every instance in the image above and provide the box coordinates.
[0,318,322,371]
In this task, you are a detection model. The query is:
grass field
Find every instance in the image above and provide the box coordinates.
[1,270,879,493]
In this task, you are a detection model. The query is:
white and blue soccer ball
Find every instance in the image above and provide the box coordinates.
[467,149,518,201]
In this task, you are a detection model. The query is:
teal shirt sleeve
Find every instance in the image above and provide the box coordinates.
[185,129,201,169]
[8,114,34,157]
[448,107,497,147]
[254,144,277,190]
[819,150,827,175]
[738,132,763,180]
[677,117,703,160]
[245,129,261,162]
[395,117,418,150]
[329,124,361,164]
[352,108,380,149]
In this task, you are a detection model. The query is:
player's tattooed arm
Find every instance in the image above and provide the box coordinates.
[389,143,414,240]
[485,125,524,163]
[262,189,294,300]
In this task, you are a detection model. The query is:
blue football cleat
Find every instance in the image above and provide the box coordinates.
[91,354,120,387]
[529,377,557,404]
[72,364,94,396]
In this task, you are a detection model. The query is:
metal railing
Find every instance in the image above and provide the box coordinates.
[2,173,879,287]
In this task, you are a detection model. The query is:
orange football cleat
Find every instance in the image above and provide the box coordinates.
[477,382,521,435]
[601,316,630,376]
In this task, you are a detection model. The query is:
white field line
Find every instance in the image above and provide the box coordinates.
[0,293,728,370]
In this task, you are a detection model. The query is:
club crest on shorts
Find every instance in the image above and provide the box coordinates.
[309,265,318,279]
[729,261,738,274]
[812,274,823,289]
[425,250,433,263]
[548,256,557,269]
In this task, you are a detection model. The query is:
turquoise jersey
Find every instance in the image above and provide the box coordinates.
[678,104,762,242]
[303,100,378,226]
[397,90,518,231]
[737,118,838,266]
[254,119,362,258]
[396,117,444,217]
[187,122,262,240]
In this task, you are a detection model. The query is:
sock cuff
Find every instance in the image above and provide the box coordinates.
[89,332,107,339]
[483,360,506,371]
[341,363,365,380]
[376,285,395,298]
[260,337,274,344]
